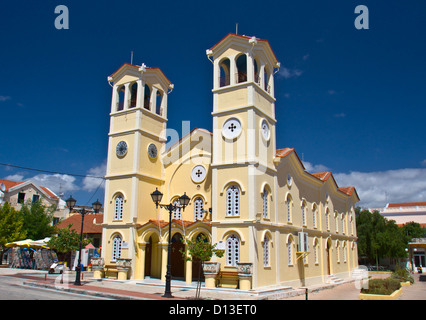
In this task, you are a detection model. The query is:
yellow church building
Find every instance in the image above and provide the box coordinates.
[100,33,360,290]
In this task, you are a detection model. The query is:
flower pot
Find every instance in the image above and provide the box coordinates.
[202,261,220,288]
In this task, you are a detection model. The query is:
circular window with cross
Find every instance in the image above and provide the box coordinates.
[222,118,242,140]
[191,165,207,183]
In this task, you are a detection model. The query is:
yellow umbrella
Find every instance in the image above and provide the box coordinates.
[5,239,34,248]
[30,238,50,249]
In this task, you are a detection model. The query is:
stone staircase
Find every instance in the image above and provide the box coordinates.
[326,274,344,284]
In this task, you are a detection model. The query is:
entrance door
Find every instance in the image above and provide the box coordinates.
[326,242,331,275]
[171,233,185,279]
[144,237,152,277]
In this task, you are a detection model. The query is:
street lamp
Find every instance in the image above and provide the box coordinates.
[150,188,190,298]
[65,195,103,286]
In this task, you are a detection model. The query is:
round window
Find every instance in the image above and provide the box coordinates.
[222,118,242,140]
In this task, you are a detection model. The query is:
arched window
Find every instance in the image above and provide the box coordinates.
[117,86,125,111]
[334,211,339,233]
[130,82,137,108]
[312,204,318,228]
[325,208,330,231]
[143,84,151,110]
[262,188,269,219]
[342,213,346,234]
[287,236,294,265]
[226,185,240,217]
[194,197,204,221]
[263,235,269,267]
[342,241,347,262]
[219,58,230,87]
[254,58,260,85]
[236,54,247,83]
[172,199,181,219]
[114,195,124,220]
[112,235,122,261]
[336,241,340,262]
[313,239,319,264]
[226,234,240,266]
[301,200,307,226]
[286,194,292,223]
[155,90,163,115]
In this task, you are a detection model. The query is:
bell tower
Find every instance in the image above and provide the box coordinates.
[207,34,280,286]
[102,63,173,274]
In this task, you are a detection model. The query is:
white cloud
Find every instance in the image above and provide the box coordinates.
[4,174,25,181]
[333,112,346,118]
[82,162,106,191]
[30,173,79,194]
[278,67,303,79]
[0,96,11,102]
[334,168,426,209]
[303,161,329,173]
[4,173,78,194]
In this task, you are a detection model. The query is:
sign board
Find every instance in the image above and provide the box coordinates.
[216,242,225,250]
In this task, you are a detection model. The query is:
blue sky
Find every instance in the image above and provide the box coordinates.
[1,0,425,208]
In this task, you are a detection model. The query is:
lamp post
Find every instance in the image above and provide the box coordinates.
[150,188,190,298]
[66,196,102,286]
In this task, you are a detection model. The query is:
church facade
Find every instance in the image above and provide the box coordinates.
[101,33,360,289]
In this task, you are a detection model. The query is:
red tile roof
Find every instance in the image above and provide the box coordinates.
[387,202,426,208]
[109,63,172,85]
[275,148,294,158]
[209,33,278,63]
[338,186,355,196]
[0,178,58,199]
[310,172,332,181]
[274,148,358,200]
[55,214,103,234]
[0,179,25,191]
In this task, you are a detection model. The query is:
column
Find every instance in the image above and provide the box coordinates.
[230,55,237,85]
[136,79,144,108]
[111,85,118,113]
[123,83,130,110]
[150,87,158,113]
[135,243,146,279]
[185,258,193,284]
[161,243,168,282]
[213,58,220,90]
[246,53,254,83]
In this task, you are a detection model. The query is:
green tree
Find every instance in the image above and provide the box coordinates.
[19,200,56,240]
[47,224,91,266]
[0,202,26,262]
[356,208,410,268]
[181,234,224,299]
[401,221,426,242]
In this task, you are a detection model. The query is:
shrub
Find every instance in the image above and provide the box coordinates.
[391,267,414,284]
[361,278,401,295]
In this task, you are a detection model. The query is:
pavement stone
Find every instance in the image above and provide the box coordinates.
[1,267,425,300]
